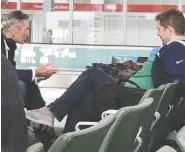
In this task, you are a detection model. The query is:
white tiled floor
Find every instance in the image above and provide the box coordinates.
[40,88,67,128]
[40,88,66,105]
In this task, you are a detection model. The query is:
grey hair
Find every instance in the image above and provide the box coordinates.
[2,18,24,31]
[2,10,29,31]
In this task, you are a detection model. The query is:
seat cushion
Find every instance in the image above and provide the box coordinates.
[157,146,177,152]
[26,143,44,152]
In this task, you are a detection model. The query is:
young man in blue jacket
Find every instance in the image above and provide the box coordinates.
[152,8,185,88]
[152,9,185,108]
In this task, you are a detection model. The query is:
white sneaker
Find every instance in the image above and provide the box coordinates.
[26,109,54,127]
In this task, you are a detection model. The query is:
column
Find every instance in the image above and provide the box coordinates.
[69,0,74,43]
[122,0,127,45]
[178,0,183,11]
[42,0,55,43]
[17,0,22,10]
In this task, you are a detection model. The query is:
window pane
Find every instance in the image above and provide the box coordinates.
[17,0,71,44]
[72,0,125,45]
[2,0,183,46]
[126,0,178,46]
[45,11,70,43]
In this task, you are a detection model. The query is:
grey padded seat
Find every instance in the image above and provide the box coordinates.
[147,82,178,152]
[48,113,116,152]
[176,126,185,152]
[98,98,154,152]
[100,85,166,152]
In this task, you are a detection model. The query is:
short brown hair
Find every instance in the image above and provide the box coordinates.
[2,10,29,31]
[156,8,185,35]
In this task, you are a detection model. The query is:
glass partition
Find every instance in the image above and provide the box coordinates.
[28,0,71,43]
[126,0,178,46]
[14,44,153,70]
[1,0,184,46]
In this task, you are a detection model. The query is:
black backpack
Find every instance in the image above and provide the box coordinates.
[81,81,147,120]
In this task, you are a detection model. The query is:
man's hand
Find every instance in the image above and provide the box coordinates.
[35,63,57,78]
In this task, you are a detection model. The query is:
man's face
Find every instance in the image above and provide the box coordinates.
[13,20,30,44]
[156,21,171,45]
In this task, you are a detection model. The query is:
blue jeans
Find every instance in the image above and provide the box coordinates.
[48,67,117,122]
[19,81,27,99]
[19,80,46,110]
[19,80,45,110]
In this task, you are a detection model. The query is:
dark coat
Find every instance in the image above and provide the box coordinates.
[1,53,28,152]
[1,32,32,82]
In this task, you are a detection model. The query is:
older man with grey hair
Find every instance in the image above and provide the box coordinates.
[1,10,57,110]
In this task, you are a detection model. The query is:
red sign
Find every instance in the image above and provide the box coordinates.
[54,3,69,11]
[75,4,102,12]
[1,2,17,9]
[22,2,43,10]
[1,2,180,13]
[102,4,123,12]
[127,5,177,12]
[22,3,70,11]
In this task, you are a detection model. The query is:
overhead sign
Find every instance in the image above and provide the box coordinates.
[2,3,182,13]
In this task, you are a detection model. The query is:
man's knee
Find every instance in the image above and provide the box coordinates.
[18,81,27,97]
[85,67,103,75]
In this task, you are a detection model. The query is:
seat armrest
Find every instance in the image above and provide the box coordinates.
[75,122,98,131]
[101,110,118,119]
[26,143,44,152]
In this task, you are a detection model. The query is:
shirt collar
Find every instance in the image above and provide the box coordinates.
[4,39,10,58]
[167,39,185,45]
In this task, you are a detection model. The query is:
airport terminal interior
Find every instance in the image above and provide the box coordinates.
[1,0,185,151]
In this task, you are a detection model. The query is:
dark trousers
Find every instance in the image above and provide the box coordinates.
[63,97,101,133]
[48,68,117,132]
[21,81,46,110]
